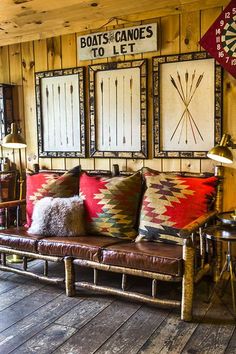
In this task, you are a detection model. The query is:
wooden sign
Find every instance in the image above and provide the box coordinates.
[77,23,157,60]
[199,0,236,78]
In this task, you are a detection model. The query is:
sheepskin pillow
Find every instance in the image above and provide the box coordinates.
[28,196,85,236]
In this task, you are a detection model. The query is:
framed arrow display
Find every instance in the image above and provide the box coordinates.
[153,52,223,158]
[35,67,86,158]
[199,0,236,78]
[89,59,148,158]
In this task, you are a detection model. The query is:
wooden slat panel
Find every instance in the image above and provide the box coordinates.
[34,38,51,169]
[94,158,111,171]
[127,159,144,172]
[180,11,200,53]
[80,158,95,170]
[61,33,77,68]
[110,158,127,172]
[34,39,48,72]
[0,46,10,83]
[160,14,180,55]
[181,159,201,173]
[21,41,37,170]
[144,159,162,171]
[47,36,62,70]
[9,43,26,170]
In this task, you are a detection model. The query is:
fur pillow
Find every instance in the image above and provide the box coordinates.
[28,196,85,236]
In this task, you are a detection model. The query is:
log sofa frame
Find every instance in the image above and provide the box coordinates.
[0,166,223,322]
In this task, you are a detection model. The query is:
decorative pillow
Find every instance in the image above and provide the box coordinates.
[26,165,81,227]
[79,172,142,240]
[28,196,85,236]
[136,173,217,245]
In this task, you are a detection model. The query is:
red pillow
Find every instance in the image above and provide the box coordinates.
[137,173,218,245]
[79,172,142,240]
[26,167,80,227]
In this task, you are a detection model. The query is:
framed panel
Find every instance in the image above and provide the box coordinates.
[89,59,148,158]
[153,52,223,158]
[35,67,86,158]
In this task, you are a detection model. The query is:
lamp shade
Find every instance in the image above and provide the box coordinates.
[1,123,27,149]
[207,145,233,164]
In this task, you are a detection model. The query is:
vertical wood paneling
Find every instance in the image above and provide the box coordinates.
[223,73,236,211]
[144,159,162,171]
[110,158,127,172]
[181,159,200,173]
[160,14,181,171]
[34,40,48,72]
[180,11,200,53]
[62,34,76,68]
[21,41,37,170]
[94,158,110,171]
[0,46,10,83]
[47,36,65,170]
[47,37,62,70]
[9,43,25,168]
[62,33,80,171]
[160,15,180,55]
[34,39,52,169]
[179,10,201,174]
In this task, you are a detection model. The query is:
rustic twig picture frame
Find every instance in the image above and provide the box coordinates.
[153,52,222,158]
[89,59,148,158]
[35,67,86,158]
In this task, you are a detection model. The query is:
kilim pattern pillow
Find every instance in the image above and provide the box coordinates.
[136,173,217,245]
[79,172,142,240]
[26,166,81,227]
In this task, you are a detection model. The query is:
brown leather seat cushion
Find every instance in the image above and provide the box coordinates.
[101,242,183,276]
[0,227,44,253]
[37,236,124,262]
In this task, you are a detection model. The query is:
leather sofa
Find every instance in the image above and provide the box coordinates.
[0,166,221,321]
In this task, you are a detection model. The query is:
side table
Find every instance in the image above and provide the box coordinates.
[204,225,236,315]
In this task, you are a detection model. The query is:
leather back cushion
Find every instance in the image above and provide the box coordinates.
[137,172,217,245]
[26,166,80,227]
[79,172,142,240]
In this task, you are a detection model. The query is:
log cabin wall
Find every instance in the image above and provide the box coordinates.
[0,5,235,211]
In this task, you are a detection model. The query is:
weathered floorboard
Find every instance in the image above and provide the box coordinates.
[54,300,140,354]
[0,293,79,353]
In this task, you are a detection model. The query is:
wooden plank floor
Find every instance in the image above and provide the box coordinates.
[0,261,235,354]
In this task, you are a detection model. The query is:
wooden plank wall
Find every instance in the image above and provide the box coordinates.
[0,5,235,211]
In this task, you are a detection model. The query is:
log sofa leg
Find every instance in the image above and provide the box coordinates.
[181,238,194,321]
[64,257,75,297]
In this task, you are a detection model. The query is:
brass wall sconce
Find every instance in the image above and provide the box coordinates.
[207,133,236,164]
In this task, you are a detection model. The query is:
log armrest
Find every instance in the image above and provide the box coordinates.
[179,210,217,238]
[0,199,26,209]
[0,199,26,228]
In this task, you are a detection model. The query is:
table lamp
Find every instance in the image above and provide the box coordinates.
[207,133,235,164]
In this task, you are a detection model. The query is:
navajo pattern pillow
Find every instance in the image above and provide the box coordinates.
[79,172,142,240]
[137,173,217,245]
[26,166,81,227]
